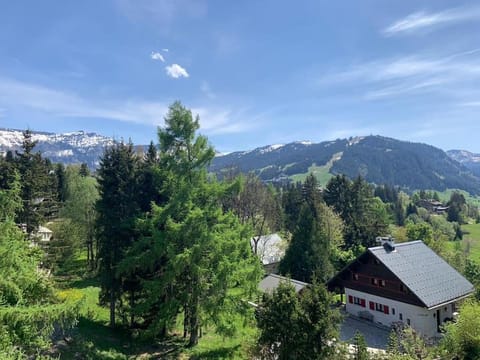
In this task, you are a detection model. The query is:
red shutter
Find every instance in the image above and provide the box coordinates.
[369,301,374,310]
[384,305,389,315]
[348,295,353,304]
[360,299,366,307]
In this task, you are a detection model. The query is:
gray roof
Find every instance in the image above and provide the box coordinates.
[369,240,474,309]
[251,233,285,265]
[259,274,308,294]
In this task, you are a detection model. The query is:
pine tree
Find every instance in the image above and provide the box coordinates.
[15,130,52,234]
[280,175,343,282]
[96,141,139,328]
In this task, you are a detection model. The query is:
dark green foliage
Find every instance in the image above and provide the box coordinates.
[118,102,261,347]
[447,191,467,223]
[324,175,389,248]
[96,141,140,328]
[280,175,343,282]
[14,130,57,233]
[79,162,90,177]
[256,279,341,359]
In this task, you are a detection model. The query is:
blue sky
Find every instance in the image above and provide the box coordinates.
[1,0,480,152]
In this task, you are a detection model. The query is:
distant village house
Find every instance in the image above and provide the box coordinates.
[251,233,285,274]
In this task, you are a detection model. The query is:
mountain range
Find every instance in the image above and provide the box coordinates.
[0,128,114,169]
[1,128,480,194]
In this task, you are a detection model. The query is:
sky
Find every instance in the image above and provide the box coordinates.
[1,0,480,153]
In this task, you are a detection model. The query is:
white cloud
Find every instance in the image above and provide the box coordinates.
[162,48,169,52]
[150,51,165,62]
[0,77,253,135]
[459,101,480,107]
[165,64,189,78]
[384,7,480,35]
[319,50,480,100]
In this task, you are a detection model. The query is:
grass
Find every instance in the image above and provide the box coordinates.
[461,223,480,263]
[290,164,333,186]
[443,223,480,263]
[53,255,257,359]
[289,152,342,186]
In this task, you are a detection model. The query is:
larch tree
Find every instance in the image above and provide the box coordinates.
[121,101,262,345]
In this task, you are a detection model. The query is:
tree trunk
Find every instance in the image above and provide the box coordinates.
[130,289,135,328]
[183,306,188,338]
[188,297,199,347]
[110,290,116,328]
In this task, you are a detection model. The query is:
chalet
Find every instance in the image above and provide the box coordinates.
[259,273,308,294]
[327,237,474,338]
[251,233,285,274]
[417,199,449,214]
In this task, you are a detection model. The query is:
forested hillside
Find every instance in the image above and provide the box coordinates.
[211,136,480,194]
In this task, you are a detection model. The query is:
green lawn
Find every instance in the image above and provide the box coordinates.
[462,223,480,263]
[54,256,257,359]
[444,223,480,263]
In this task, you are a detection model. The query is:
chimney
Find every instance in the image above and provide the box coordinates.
[376,235,395,251]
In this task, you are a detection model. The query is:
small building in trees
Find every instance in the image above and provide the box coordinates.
[259,274,308,294]
[251,233,285,274]
[327,238,474,338]
[417,199,449,214]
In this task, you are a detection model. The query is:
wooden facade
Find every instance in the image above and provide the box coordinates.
[328,251,425,307]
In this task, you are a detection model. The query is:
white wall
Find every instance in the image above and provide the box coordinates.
[345,287,451,338]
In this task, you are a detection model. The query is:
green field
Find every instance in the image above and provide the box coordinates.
[55,258,256,359]
[461,223,480,263]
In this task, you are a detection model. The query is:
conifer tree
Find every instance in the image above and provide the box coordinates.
[280,174,343,282]
[120,102,261,345]
[96,141,139,328]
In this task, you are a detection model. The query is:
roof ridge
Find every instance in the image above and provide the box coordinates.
[368,239,422,250]
[267,273,309,286]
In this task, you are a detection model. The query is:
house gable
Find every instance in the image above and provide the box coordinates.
[328,240,474,309]
[328,251,425,307]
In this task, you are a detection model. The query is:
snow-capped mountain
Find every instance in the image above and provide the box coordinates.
[0,128,114,168]
[447,149,480,177]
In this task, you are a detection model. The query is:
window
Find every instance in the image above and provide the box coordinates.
[374,259,380,265]
[371,278,378,286]
[380,280,386,287]
[399,313,403,320]
[392,308,395,315]
[353,273,359,281]
[400,284,408,293]
[369,301,374,310]
[375,303,384,312]
[407,319,411,326]
[353,297,366,307]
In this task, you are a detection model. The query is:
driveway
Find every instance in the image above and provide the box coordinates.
[340,315,390,350]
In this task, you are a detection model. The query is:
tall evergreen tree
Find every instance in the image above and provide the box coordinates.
[280,174,343,282]
[96,141,139,328]
[120,102,261,345]
[15,130,52,234]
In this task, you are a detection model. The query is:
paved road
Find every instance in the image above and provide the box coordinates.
[340,315,390,350]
